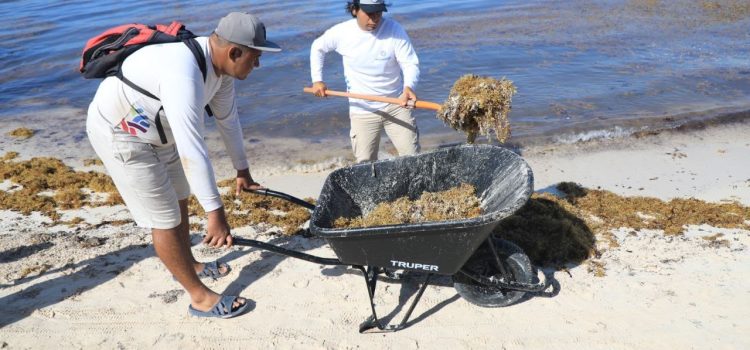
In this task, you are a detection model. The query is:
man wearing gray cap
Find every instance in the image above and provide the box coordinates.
[310,0,421,163]
[85,12,280,319]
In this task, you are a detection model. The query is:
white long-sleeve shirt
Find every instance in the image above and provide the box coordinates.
[310,17,420,113]
[89,37,247,212]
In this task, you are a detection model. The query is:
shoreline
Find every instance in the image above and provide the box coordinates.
[2,104,750,176]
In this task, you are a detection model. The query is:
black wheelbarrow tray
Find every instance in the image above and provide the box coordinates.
[234,144,547,333]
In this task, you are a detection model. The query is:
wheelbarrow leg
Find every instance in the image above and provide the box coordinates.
[355,266,433,333]
[486,237,511,278]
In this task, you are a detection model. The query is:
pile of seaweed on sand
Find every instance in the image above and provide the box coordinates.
[0,152,123,223]
[495,182,750,276]
[7,127,35,139]
[188,179,314,236]
[333,183,482,229]
[436,74,516,143]
[0,151,312,234]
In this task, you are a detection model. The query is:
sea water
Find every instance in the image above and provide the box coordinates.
[1,0,749,152]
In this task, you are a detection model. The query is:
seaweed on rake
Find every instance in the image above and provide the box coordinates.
[436,75,516,143]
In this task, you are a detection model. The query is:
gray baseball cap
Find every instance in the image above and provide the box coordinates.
[358,0,388,13]
[215,12,281,52]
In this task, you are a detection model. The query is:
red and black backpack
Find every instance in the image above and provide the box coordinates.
[80,21,209,85]
[80,21,213,142]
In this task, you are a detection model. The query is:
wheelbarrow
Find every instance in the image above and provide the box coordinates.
[233,144,546,333]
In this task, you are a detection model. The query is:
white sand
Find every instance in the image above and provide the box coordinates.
[1,121,749,349]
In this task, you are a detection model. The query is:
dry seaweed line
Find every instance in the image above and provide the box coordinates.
[188,178,314,236]
[495,181,750,275]
[0,152,311,234]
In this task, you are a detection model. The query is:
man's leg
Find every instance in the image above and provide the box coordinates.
[152,225,215,310]
[160,140,229,277]
[152,217,244,312]
[381,105,420,156]
[350,112,383,162]
[175,199,229,276]
[175,199,195,263]
[152,199,242,312]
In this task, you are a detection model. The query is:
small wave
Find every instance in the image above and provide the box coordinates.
[253,156,353,177]
[548,108,750,145]
[552,126,640,144]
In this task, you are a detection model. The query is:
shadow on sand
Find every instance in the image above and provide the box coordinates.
[0,243,153,328]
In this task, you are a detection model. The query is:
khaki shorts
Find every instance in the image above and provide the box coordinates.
[349,104,420,163]
[86,104,190,229]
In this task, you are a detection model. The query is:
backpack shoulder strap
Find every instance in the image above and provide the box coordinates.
[183,38,214,117]
[118,38,214,116]
[117,70,159,100]
[183,38,207,82]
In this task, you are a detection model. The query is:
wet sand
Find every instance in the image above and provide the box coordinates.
[0,118,749,348]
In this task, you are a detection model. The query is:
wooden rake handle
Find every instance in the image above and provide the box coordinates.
[303,87,442,111]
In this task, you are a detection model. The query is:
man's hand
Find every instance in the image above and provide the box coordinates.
[399,86,417,108]
[311,81,328,97]
[235,168,263,196]
[204,206,233,248]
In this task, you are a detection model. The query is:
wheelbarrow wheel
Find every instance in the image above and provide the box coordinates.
[453,238,532,307]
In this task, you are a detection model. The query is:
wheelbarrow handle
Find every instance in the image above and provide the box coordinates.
[303,87,442,111]
[243,188,316,211]
[233,237,345,266]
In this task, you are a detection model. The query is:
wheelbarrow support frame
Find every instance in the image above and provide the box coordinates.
[233,237,435,333]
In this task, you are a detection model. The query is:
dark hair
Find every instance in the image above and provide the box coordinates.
[346,1,359,17]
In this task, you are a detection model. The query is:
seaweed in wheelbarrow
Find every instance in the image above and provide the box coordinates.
[332,183,483,228]
[234,145,547,333]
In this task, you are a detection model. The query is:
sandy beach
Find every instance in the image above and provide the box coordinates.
[1,117,749,349]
